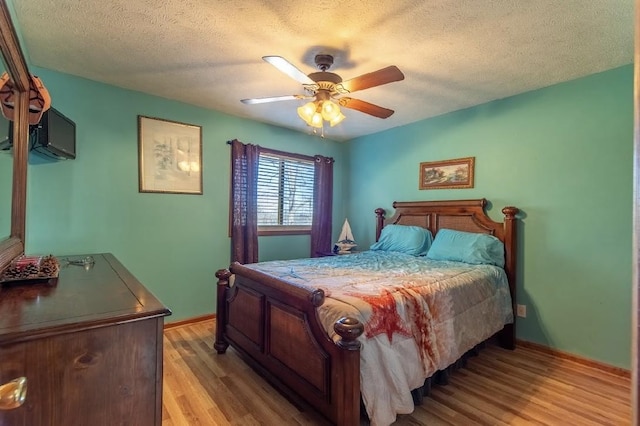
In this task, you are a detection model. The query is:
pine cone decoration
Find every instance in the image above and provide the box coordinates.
[1,254,60,282]
[39,255,59,277]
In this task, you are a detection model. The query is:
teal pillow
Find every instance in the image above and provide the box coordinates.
[370,224,433,256]
[426,228,505,267]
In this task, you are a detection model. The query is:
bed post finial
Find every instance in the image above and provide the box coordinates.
[375,208,385,242]
[214,268,232,354]
[334,317,364,351]
[502,206,519,219]
[309,289,325,307]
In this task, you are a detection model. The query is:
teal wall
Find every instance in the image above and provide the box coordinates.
[24,67,347,322]
[347,65,633,368]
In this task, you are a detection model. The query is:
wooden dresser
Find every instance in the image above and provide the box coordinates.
[0,253,171,426]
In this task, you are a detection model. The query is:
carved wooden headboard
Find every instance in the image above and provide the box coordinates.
[374,198,520,348]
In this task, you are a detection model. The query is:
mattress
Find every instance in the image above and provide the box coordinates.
[244,250,513,426]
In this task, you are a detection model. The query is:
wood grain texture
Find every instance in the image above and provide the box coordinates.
[0,253,170,343]
[0,319,162,426]
[163,319,631,425]
[0,253,171,426]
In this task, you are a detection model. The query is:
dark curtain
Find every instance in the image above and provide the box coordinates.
[310,155,334,257]
[230,139,259,264]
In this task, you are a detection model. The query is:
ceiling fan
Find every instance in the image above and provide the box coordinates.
[241,54,405,128]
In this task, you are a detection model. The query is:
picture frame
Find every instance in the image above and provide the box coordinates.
[138,115,203,194]
[419,156,475,190]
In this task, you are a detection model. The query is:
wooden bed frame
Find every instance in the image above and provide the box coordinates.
[215,199,519,425]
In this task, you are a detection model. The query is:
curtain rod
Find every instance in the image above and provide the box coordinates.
[226,139,332,162]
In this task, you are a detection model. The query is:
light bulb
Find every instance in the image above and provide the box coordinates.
[321,100,340,121]
[310,112,323,128]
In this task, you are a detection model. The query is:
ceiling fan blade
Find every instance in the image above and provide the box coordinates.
[339,97,395,119]
[262,56,315,85]
[241,95,307,105]
[340,66,405,93]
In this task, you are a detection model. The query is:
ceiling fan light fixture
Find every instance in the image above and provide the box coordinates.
[321,100,340,121]
[244,54,404,132]
[309,111,324,128]
[297,101,316,123]
[329,112,346,127]
[298,99,340,128]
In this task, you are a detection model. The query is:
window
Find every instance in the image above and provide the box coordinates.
[257,151,315,235]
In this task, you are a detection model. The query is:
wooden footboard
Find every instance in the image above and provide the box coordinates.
[215,263,364,426]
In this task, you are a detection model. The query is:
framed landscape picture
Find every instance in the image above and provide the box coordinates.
[419,157,475,190]
[138,115,203,194]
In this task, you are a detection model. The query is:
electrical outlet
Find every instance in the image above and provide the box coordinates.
[516,304,527,318]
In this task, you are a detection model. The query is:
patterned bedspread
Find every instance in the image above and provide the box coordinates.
[244,251,513,426]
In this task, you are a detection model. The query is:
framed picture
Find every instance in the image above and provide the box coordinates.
[138,115,203,194]
[419,157,475,190]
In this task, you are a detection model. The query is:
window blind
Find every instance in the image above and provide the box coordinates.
[257,153,314,227]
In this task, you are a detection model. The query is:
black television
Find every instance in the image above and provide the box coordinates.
[31,107,76,160]
[4,107,76,159]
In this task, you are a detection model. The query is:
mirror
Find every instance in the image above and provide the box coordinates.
[0,0,31,270]
[0,111,10,239]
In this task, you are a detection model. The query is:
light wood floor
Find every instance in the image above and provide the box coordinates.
[162,320,631,425]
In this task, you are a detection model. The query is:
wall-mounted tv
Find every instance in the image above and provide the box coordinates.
[31,107,76,160]
[4,107,76,160]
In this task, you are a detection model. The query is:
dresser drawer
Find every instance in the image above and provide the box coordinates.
[0,318,163,426]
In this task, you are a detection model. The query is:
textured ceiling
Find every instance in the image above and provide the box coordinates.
[11,0,634,141]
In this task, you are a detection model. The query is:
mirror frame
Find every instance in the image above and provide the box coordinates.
[0,0,30,271]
